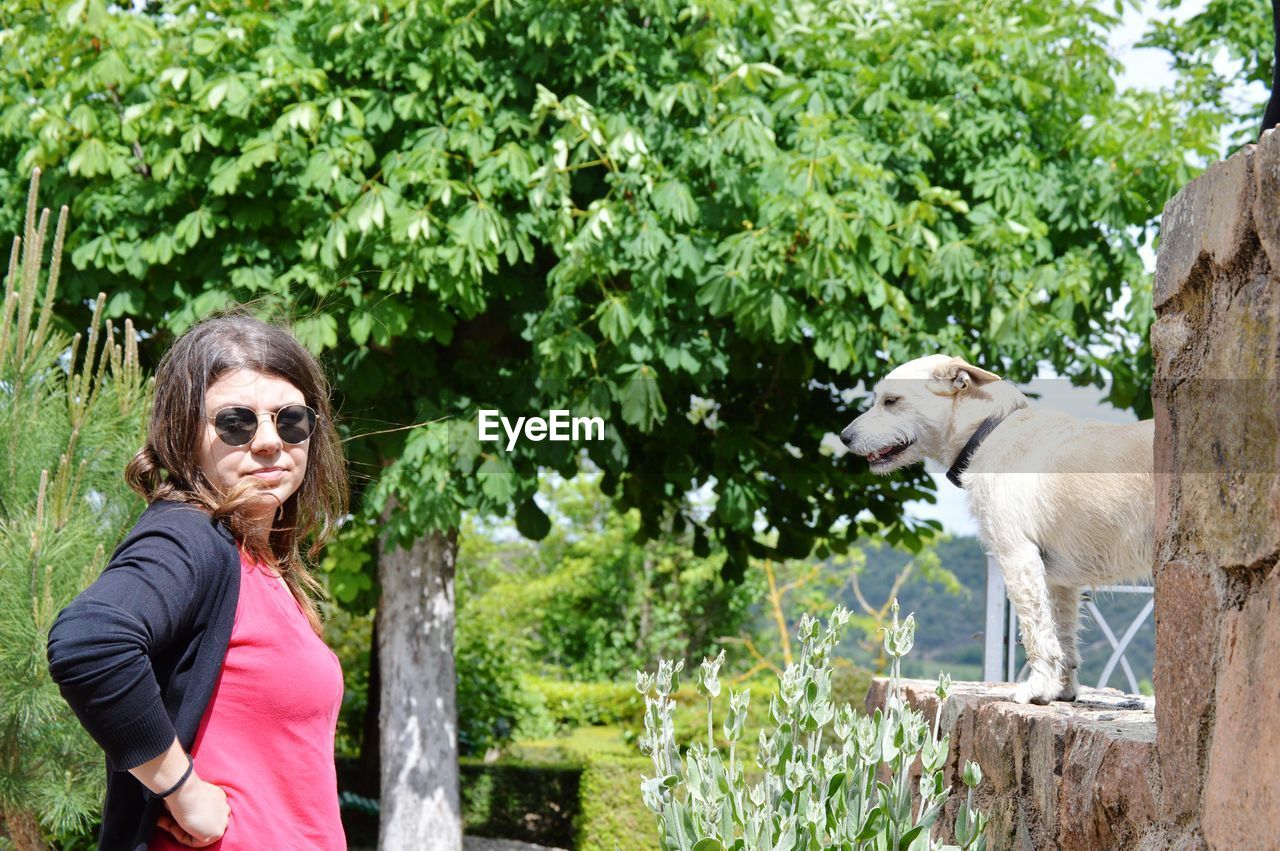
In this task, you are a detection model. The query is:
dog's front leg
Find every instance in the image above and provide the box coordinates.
[1049,586,1082,701]
[996,542,1069,704]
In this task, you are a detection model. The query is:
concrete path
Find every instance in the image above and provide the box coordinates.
[464,839,567,851]
[352,840,565,851]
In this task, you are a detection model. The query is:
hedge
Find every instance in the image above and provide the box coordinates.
[523,676,646,730]
[576,755,655,851]
[461,758,582,847]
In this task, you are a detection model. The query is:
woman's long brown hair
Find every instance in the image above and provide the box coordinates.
[124,309,348,636]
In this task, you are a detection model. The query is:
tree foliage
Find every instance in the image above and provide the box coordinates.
[0,171,149,849]
[457,472,762,682]
[1142,0,1275,147]
[0,0,1223,573]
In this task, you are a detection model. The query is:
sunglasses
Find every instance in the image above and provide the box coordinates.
[207,404,318,447]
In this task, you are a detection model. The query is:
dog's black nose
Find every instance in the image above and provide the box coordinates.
[839,423,857,448]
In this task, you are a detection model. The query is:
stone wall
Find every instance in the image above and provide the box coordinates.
[1150,128,1280,848]
[866,130,1280,849]
[864,681,1159,850]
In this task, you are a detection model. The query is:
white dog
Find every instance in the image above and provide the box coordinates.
[839,355,1154,704]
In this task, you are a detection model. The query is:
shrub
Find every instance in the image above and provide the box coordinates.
[460,758,581,847]
[0,171,148,848]
[661,661,870,753]
[523,675,646,731]
[337,756,584,848]
[457,618,538,755]
[576,754,654,851]
[322,603,375,760]
[636,604,989,850]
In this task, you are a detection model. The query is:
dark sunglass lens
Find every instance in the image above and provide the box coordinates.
[275,405,316,444]
[214,407,258,446]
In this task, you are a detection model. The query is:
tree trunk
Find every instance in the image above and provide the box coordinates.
[376,527,461,851]
[355,614,381,799]
[0,805,48,851]
[636,552,653,657]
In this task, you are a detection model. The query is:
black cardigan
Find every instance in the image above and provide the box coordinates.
[47,499,242,851]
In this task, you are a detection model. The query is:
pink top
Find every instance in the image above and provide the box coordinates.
[150,553,346,850]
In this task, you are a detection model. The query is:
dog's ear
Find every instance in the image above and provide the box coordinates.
[926,357,1002,396]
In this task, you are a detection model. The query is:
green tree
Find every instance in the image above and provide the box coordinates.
[1143,0,1275,147]
[723,540,960,679]
[0,0,1227,845]
[457,471,764,683]
[0,171,148,850]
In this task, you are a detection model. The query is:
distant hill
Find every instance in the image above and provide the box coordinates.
[845,537,1154,694]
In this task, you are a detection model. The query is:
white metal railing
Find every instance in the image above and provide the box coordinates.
[982,556,1154,694]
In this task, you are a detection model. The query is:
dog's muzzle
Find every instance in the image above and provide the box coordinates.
[840,423,913,467]
[865,440,915,467]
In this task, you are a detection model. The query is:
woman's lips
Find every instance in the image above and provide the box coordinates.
[246,468,286,482]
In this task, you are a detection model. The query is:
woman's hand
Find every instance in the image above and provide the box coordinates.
[129,741,230,846]
[157,776,230,847]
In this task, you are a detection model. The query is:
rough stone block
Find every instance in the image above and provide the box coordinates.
[1167,269,1279,566]
[1202,566,1280,846]
[1255,129,1280,272]
[1152,391,1177,568]
[865,679,1158,851]
[1153,138,1280,568]
[1154,148,1254,312]
[1153,560,1220,821]
[1057,729,1158,851]
[1094,736,1158,836]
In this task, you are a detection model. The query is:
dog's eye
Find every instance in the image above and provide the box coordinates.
[884,396,900,407]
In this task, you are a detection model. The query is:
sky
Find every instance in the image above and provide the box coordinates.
[900,0,1222,537]
[1113,0,1208,91]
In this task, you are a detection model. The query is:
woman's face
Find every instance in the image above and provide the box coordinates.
[197,368,310,518]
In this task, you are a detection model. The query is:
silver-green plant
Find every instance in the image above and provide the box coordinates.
[0,170,150,851]
[637,603,988,851]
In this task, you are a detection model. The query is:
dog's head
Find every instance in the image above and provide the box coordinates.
[839,355,1003,474]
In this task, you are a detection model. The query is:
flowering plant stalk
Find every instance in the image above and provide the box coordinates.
[636,603,988,851]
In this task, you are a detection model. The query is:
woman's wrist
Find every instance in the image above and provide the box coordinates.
[151,752,194,799]
[166,769,209,811]
[128,737,195,797]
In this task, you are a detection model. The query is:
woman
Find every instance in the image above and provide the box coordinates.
[47,312,349,850]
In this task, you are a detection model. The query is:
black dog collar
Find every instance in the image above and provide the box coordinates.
[946,415,1008,488]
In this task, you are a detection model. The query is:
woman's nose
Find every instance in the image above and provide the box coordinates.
[250,413,283,452]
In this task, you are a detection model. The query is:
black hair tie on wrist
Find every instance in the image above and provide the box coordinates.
[152,753,194,800]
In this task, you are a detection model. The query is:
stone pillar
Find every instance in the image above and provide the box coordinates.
[1151,129,1280,847]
